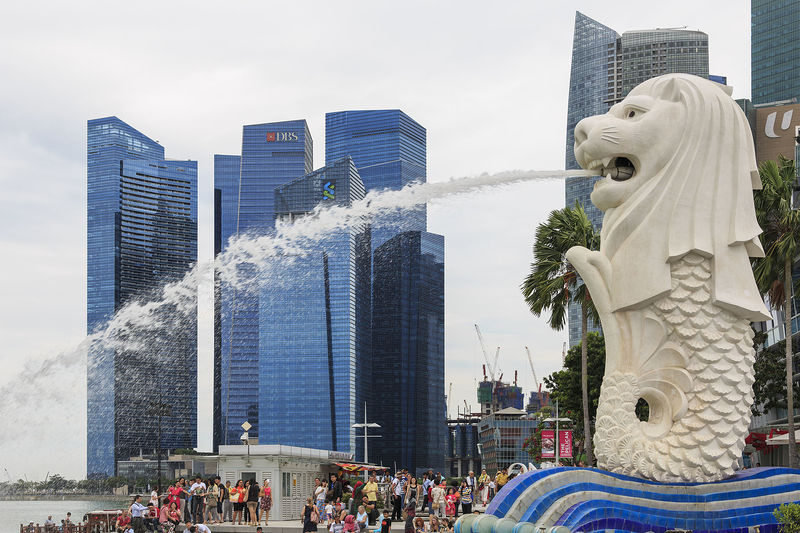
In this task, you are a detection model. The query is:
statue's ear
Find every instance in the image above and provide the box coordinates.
[657,77,682,102]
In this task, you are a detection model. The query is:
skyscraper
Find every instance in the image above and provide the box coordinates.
[325,110,427,249]
[214,121,313,447]
[327,109,446,471]
[751,0,800,105]
[258,157,371,454]
[87,117,197,476]
[371,231,445,472]
[563,12,710,346]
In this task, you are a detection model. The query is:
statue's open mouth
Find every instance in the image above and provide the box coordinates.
[584,155,637,182]
[605,156,636,181]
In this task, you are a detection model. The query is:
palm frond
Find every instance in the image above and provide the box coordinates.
[521,204,600,329]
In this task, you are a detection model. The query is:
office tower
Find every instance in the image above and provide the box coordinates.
[325,109,426,249]
[749,1,800,373]
[326,109,446,469]
[87,117,197,476]
[563,12,709,346]
[751,0,800,105]
[259,157,371,454]
[371,231,445,472]
[214,121,313,448]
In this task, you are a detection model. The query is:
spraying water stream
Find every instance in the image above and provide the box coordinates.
[0,168,594,457]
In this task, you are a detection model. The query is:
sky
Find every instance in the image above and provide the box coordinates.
[0,1,751,480]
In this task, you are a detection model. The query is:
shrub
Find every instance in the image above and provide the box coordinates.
[774,502,800,533]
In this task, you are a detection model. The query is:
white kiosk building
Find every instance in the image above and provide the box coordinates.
[217,445,352,520]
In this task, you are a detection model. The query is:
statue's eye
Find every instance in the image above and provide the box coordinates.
[627,110,636,118]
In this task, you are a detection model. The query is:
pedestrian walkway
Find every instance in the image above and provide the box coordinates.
[210,522,406,533]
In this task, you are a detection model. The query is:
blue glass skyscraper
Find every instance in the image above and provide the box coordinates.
[258,157,371,454]
[372,231,445,473]
[327,109,445,470]
[752,0,800,105]
[87,117,197,476]
[325,110,426,249]
[214,121,312,447]
[564,12,709,346]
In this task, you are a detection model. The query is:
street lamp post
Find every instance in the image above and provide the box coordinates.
[352,402,381,479]
[543,399,572,467]
[241,421,252,467]
[150,399,171,491]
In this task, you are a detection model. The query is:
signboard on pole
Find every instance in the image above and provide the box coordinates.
[559,430,573,458]
[541,429,555,458]
[541,430,572,459]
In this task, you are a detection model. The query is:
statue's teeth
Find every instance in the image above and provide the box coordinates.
[602,157,613,167]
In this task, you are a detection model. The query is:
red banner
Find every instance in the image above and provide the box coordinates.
[559,430,573,458]
[541,430,572,459]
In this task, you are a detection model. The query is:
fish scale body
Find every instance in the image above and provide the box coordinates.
[594,253,755,482]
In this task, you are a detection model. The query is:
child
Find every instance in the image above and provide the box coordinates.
[325,502,334,526]
[444,488,457,518]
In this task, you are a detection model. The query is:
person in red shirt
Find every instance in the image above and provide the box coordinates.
[167,484,182,510]
[115,510,131,533]
[230,480,246,525]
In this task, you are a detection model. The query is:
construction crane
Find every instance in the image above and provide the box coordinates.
[491,347,502,392]
[474,324,500,381]
[525,346,541,393]
[446,382,453,419]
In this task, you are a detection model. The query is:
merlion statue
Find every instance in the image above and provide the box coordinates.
[566,73,772,483]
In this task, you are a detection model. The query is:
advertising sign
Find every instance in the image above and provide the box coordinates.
[559,430,573,458]
[541,429,555,458]
[541,429,572,459]
[266,131,300,142]
[755,103,800,164]
[323,181,335,200]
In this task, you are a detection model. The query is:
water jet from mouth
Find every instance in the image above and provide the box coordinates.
[0,167,596,464]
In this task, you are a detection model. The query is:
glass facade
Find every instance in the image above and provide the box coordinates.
[213,110,444,467]
[214,121,313,447]
[618,29,708,99]
[371,231,446,473]
[477,411,537,475]
[564,12,709,346]
[87,117,197,476]
[325,110,427,249]
[751,0,800,105]
[259,157,371,454]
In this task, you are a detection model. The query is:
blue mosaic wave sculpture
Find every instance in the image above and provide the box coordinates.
[453,467,800,533]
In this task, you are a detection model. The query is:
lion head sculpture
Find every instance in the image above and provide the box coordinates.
[573,73,770,322]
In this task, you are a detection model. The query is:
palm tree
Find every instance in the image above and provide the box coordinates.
[521,204,600,465]
[753,155,800,468]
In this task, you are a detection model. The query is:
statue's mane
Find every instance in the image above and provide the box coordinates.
[599,74,770,321]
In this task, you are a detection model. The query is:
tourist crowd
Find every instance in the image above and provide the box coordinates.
[299,467,511,533]
[112,475,271,533]
[83,467,513,533]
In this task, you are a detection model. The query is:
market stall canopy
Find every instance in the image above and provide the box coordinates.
[766,430,799,445]
[333,462,389,472]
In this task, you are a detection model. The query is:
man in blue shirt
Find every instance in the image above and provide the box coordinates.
[129,495,148,533]
[421,473,433,514]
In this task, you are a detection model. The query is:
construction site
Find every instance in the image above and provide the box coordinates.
[445,325,555,476]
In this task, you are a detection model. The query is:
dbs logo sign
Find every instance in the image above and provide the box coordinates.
[266,132,299,142]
